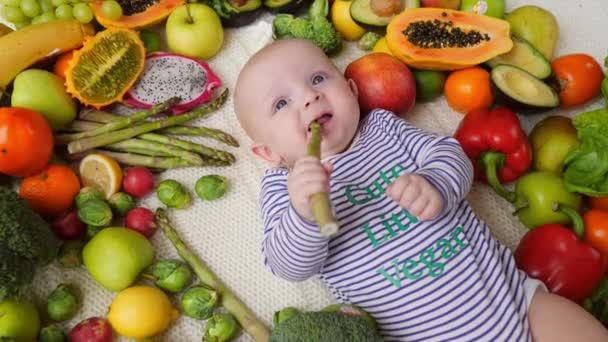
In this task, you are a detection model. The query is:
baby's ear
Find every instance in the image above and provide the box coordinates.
[251,143,283,166]
[347,78,359,98]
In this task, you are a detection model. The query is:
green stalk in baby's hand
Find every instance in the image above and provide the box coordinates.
[307,122,339,237]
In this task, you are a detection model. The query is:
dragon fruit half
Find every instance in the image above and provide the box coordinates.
[124,52,222,115]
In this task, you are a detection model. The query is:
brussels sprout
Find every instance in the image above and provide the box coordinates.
[156,179,191,209]
[108,192,135,216]
[86,225,104,240]
[204,312,240,342]
[195,175,229,201]
[149,259,193,293]
[47,284,80,321]
[39,324,66,342]
[75,187,105,208]
[77,199,113,227]
[273,307,300,326]
[57,241,84,268]
[181,285,218,320]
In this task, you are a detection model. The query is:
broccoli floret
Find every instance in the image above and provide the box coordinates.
[0,186,60,301]
[270,311,384,342]
[272,0,343,56]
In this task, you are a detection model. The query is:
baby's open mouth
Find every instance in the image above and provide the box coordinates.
[308,113,333,131]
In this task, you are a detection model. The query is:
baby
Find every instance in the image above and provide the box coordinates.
[234,38,608,341]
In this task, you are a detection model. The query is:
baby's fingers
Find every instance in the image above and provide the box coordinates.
[418,196,443,221]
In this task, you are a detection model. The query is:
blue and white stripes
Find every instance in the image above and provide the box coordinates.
[260,109,532,341]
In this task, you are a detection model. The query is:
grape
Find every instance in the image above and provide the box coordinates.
[100,0,121,20]
[2,0,20,7]
[72,2,92,22]
[51,0,68,6]
[20,0,41,18]
[36,10,55,22]
[2,6,27,23]
[54,3,72,19]
[13,19,30,28]
[39,0,53,13]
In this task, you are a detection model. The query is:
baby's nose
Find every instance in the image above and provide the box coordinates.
[305,95,320,107]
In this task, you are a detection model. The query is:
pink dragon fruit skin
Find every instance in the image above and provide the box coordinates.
[123,52,222,115]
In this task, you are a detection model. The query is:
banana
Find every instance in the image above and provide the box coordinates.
[0,20,95,95]
[0,23,12,38]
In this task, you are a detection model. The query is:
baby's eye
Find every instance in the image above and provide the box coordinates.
[274,99,288,111]
[312,74,326,85]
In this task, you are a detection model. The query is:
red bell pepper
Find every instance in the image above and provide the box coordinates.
[514,204,605,303]
[453,107,532,203]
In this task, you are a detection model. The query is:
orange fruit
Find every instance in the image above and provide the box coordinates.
[19,164,81,217]
[53,50,75,79]
[444,66,493,114]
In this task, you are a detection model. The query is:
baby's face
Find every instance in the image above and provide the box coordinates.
[235,40,360,167]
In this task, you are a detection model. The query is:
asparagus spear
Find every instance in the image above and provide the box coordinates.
[97,151,195,169]
[105,138,204,165]
[110,147,173,157]
[307,122,339,237]
[78,107,239,147]
[138,133,236,164]
[62,120,103,132]
[155,209,270,342]
[57,97,181,144]
[67,89,228,154]
[157,126,240,147]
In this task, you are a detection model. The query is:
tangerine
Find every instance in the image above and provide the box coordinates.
[19,164,81,217]
[444,66,494,114]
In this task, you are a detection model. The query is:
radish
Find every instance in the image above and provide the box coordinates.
[69,317,113,342]
[124,207,156,238]
[52,210,86,240]
[122,167,155,197]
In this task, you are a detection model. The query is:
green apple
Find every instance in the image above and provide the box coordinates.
[0,299,41,340]
[83,227,154,291]
[505,6,559,61]
[11,69,77,130]
[460,0,505,18]
[529,115,579,175]
[165,4,224,60]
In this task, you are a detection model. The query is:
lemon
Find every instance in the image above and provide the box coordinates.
[107,286,180,339]
[331,0,366,41]
[373,37,393,55]
[79,153,123,199]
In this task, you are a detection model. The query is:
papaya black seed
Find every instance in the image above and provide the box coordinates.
[117,0,160,16]
[402,20,490,49]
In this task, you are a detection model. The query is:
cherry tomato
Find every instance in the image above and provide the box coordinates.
[588,196,608,211]
[444,66,493,114]
[551,53,604,107]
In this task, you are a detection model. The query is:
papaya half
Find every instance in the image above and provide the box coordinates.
[386,8,513,70]
[91,0,185,29]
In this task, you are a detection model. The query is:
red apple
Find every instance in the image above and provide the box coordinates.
[421,0,461,9]
[344,53,416,116]
[69,317,113,342]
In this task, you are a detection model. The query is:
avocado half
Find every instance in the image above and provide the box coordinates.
[350,0,420,27]
[212,0,264,27]
[491,64,560,113]
[264,0,308,13]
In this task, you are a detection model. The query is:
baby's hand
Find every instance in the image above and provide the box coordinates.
[386,174,443,221]
[287,156,333,222]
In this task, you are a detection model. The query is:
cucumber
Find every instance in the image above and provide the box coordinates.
[491,64,560,113]
[486,36,552,79]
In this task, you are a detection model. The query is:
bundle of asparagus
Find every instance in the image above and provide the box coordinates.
[56,89,238,169]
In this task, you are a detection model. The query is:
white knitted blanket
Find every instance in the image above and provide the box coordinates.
[13,0,608,340]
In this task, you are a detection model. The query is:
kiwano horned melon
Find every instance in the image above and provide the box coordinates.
[91,0,185,29]
[386,8,513,70]
[65,28,145,108]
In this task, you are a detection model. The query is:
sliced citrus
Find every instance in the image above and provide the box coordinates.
[79,153,123,199]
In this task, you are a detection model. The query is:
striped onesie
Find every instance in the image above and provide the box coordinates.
[260,109,541,341]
